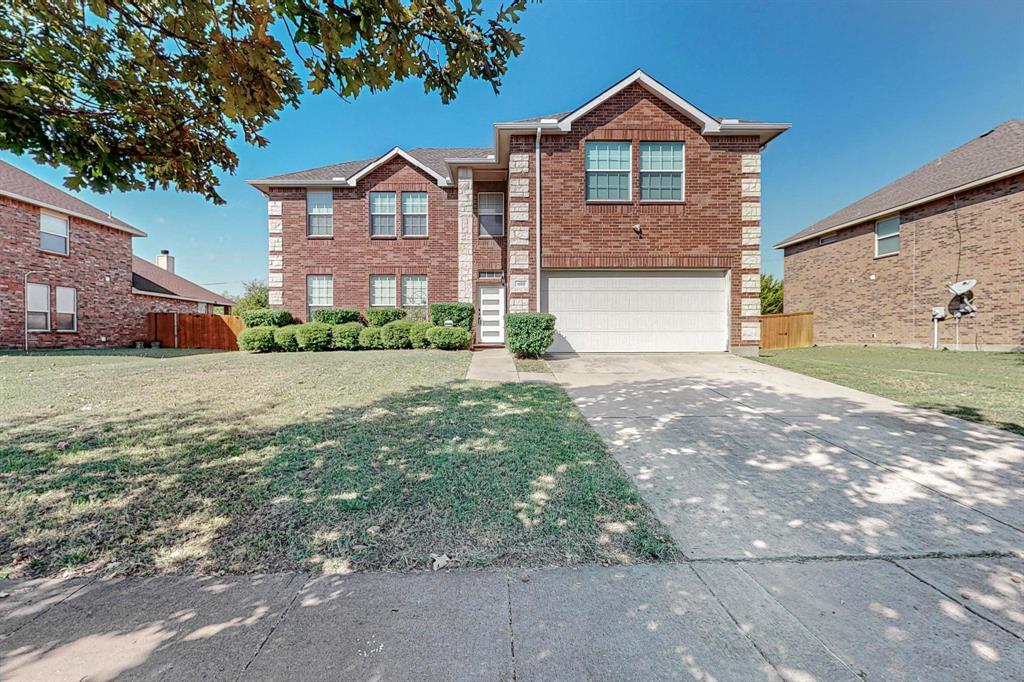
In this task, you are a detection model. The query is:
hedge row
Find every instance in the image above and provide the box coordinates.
[242,303,474,330]
[238,321,470,352]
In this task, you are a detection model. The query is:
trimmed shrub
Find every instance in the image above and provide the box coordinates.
[358,326,385,349]
[380,319,414,349]
[506,313,556,358]
[401,306,429,322]
[331,322,363,350]
[409,321,433,349]
[430,302,474,331]
[425,326,471,350]
[237,326,278,352]
[296,322,332,351]
[366,307,407,327]
[273,325,300,352]
[240,308,292,328]
[312,308,361,325]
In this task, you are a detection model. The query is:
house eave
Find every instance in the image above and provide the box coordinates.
[0,189,146,237]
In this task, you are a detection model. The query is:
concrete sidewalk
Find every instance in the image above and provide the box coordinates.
[2,559,1021,681]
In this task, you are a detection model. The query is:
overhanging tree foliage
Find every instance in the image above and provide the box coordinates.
[0,0,529,203]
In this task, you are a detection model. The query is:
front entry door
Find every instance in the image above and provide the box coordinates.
[478,285,505,343]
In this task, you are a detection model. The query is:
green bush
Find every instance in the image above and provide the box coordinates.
[331,322,363,350]
[312,308,361,325]
[430,302,474,331]
[380,319,414,349]
[408,321,433,349]
[273,325,300,352]
[296,322,332,351]
[366,307,407,327]
[237,325,278,352]
[505,313,556,358]
[358,326,384,349]
[425,326,471,350]
[401,306,429,322]
[240,308,292,328]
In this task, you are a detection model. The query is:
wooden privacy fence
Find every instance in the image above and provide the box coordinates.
[146,313,245,351]
[760,312,813,350]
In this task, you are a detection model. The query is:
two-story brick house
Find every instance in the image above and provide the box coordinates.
[248,70,789,353]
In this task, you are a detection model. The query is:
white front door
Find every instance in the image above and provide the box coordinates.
[478,285,505,343]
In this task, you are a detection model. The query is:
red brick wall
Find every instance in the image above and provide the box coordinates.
[783,173,1024,350]
[530,82,762,347]
[271,158,460,322]
[0,196,144,349]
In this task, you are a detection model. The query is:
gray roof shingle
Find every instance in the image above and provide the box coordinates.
[777,120,1024,247]
[251,147,493,184]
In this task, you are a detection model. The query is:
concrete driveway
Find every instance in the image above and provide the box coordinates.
[549,352,1024,679]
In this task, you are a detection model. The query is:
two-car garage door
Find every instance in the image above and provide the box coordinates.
[540,270,729,353]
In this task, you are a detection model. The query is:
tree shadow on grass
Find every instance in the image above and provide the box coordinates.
[916,402,1024,437]
[0,381,675,579]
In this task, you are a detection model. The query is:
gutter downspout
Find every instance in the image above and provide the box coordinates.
[535,127,542,312]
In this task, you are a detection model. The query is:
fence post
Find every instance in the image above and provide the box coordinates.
[173,312,179,348]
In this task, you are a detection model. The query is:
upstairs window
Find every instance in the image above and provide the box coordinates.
[875,216,900,257]
[40,211,69,255]
[370,192,396,237]
[56,286,77,332]
[306,190,333,237]
[306,274,333,321]
[402,275,428,308]
[26,283,49,331]
[640,142,684,201]
[402,192,428,237]
[478,192,505,237]
[585,141,631,201]
[369,275,397,307]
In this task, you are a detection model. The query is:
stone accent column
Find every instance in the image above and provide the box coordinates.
[267,198,284,307]
[738,153,762,348]
[457,168,474,304]
[507,149,533,313]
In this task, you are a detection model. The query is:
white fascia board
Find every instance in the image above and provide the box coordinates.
[775,163,1024,249]
[345,147,451,187]
[712,122,792,145]
[0,189,147,237]
[556,69,721,133]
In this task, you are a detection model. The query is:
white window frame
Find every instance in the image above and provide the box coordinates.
[401,275,428,308]
[306,189,334,237]
[639,141,685,202]
[584,141,632,202]
[369,192,397,237]
[401,192,429,237]
[306,274,334,321]
[40,210,70,255]
[26,282,50,332]
[369,275,397,307]
[55,286,77,332]
[874,215,901,258]
[478,271,503,280]
[478,192,505,237]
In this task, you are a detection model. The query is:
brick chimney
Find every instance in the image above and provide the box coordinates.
[156,249,175,274]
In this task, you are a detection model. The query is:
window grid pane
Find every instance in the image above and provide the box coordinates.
[40,213,69,237]
[307,214,333,236]
[640,142,684,170]
[370,192,396,236]
[371,215,396,236]
[370,275,397,307]
[306,190,333,214]
[402,275,428,306]
[26,283,49,330]
[586,171,630,201]
[370,192,396,214]
[585,142,631,171]
[640,172,682,201]
[876,217,900,238]
[402,192,427,214]
[306,275,334,306]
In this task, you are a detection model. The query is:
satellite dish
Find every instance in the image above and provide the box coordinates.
[946,279,976,297]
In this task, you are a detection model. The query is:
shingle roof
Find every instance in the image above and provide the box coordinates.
[0,159,144,236]
[132,255,234,306]
[777,120,1024,247]
[251,147,493,184]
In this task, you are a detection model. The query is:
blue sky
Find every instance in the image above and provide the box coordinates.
[3,0,1021,294]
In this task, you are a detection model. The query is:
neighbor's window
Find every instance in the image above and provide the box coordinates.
[585,141,631,201]
[478,192,505,237]
[306,189,333,237]
[55,286,77,332]
[370,192,396,237]
[197,302,208,314]
[819,233,838,245]
[40,211,69,255]
[402,275,428,307]
[875,216,900,257]
[26,282,49,331]
[640,142,684,201]
[306,274,333,320]
[369,275,397,307]
[402,192,428,237]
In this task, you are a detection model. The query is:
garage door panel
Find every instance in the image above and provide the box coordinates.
[542,270,729,353]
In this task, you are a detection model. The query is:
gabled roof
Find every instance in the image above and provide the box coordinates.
[131,255,234,307]
[776,120,1024,249]
[0,160,146,236]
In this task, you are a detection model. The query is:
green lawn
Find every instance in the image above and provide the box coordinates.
[756,346,1024,435]
[513,357,552,374]
[0,350,673,578]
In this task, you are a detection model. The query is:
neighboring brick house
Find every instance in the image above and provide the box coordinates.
[777,120,1024,351]
[248,70,789,353]
[0,161,233,349]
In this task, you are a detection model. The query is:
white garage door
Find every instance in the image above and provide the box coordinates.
[541,270,729,353]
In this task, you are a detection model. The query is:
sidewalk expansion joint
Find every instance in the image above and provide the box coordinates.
[237,573,309,679]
